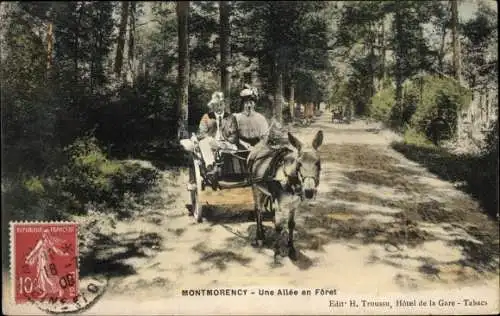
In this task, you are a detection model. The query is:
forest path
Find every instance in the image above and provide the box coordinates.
[6,113,497,314]
[90,113,498,313]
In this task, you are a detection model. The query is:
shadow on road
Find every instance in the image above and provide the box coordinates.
[80,231,164,278]
[391,141,498,220]
[294,142,499,283]
[203,204,274,225]
[191,241,253,274]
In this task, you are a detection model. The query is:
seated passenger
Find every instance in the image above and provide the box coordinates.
[198,91,239,178]
[234,85,270,148]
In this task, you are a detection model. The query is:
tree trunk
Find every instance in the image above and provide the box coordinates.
[271,55,283,124]
[219,1,231,112]
[127,1,136,84]
[438,19,448,75]
[114,1,129,77]
[273,70,283,124]
[289,83,295,120]
[368,22,376,97]
[380,18,387,87]
[177,1,190,140]
[74,3,83,85]
[128,2,136,62]
[394,4,404,124]
[46,22,53,73]
[451,0,461,82]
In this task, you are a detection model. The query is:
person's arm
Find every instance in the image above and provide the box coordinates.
[222,115,239,144]
[198,113,211,138]
[259,115,271,139]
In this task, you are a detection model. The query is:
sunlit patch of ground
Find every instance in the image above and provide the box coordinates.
[202,187,254,206]
[319,144,400,170]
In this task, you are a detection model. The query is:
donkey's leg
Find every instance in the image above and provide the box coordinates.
[272,197,283,260]
[251,185,265,247]
[287,208,297,260]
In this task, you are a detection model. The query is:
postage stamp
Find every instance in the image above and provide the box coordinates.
[11,221,79,304]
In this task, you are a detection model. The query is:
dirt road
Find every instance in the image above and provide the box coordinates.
[5,114,498,314]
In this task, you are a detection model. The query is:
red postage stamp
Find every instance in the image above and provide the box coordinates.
[11,222,79,304]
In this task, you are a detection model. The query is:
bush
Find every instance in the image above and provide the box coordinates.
[367,85,396,123]
[403,126,434,148]
[409,75,472,140]
[369,75,472,143]
[2,175,63,222]
[53,136,160,215]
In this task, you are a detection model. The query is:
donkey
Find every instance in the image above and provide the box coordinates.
[247,130,323,261]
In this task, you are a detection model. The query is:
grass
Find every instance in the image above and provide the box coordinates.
[403,127,435,148]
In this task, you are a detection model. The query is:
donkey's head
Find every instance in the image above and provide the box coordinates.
[286,130,324,199]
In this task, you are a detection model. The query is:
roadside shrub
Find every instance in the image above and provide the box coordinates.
[367,85,395,123]
[53,136,160,215]
[403,126,434,148]
[2,175,63,222]
[410,75,472,141]
[368,75,471,140]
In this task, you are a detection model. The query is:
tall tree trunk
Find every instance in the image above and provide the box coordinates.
[394,4,404,125]
[127,1,136,84]
[219,1,231,112]
[177,1,190,140]
[368,22,376,97]
[451,0,461,82]
[128,2,136,62]
[273,69,283,124]
[380,18,387,87]
[74,3,83,87]
[289,82,295,120]
[114,1,129,77]
[438,14,448,75]
[46,22,53,73]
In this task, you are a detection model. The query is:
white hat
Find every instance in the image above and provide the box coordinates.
[208,91,224,108]
[240,84,258,99]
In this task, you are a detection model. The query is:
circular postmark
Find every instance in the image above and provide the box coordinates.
[26,276,108,314]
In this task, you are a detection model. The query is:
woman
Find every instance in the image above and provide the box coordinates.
[234,85,270,148]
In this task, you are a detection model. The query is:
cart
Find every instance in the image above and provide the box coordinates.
[180,134,256,222]
[331,107,344,123]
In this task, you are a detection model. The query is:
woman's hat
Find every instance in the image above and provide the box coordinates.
[240,84,258,101]
[208,91,225,109]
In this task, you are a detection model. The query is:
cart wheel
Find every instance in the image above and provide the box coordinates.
[189,159,203,223]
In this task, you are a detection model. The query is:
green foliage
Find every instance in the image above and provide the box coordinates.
[461,2,498,88]
[367,86,396,123]
[54,137,160,215]
[409,75,472,139]
[403,126,434,148]
[368,75,471,141]
[3,136,160,239]
[233,1,331,101]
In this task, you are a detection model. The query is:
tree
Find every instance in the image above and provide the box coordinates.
[219,1,231,112]
[176,1,190,140]
[127,1,137,84]
[115,1,129,77]
[393,1,404,121]
[232,1,330,123]
[451,0,461,83]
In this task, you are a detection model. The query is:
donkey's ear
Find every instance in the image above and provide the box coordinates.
[312,130,323,150]
[288,132,303,152]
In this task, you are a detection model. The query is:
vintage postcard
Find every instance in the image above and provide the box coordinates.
[2,1,498,315]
